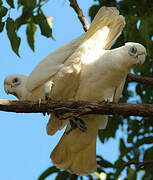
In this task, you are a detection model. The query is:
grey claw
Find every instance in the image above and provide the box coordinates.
[66,116,87,135]
[38,98,42,108]
[45,93,52,101]
[43,112,46,116]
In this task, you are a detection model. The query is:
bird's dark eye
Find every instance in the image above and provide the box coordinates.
[128,46,137,56]
[12,77,19,84]
[131,47,137,54]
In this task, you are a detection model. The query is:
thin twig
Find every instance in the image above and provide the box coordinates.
[124,160,153,168]
[68,0,89,31]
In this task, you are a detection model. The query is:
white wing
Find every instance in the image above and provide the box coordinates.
[26,34,84,92]
[26,6,125,93]
[81,7,125,50]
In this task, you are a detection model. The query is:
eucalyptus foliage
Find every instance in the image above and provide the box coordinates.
[0,0,53,56]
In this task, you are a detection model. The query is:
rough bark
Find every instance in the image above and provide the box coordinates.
[127,73,153,86]
[0,99,152,117]
[68,0,89,32]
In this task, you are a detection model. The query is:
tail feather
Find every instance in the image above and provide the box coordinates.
[67,137,97,175]
[51,117,99,175]
[46,114,67,135]
[81,6,125,50]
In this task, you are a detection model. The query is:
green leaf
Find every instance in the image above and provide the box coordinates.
[87,175,93,180]
[119,138,126,153]
[0,6,8,19]
[97,155,113,168]
[0,0,2,6]
[114,159,126,179]
[127,167,137,180]
[38,166,60,180]
[15,15,28,30]
[39,0,47,2]
[6,17,21,56]
[55,171,69,180]
[135,137,153,147]
[143,146,153,160]
[6,0,14,8]
[18,0,37,11]
[0,21,4,32]
[26,22,36,51]
[15,6,33,30]
[89,5,100,21]
[33,11,53,38]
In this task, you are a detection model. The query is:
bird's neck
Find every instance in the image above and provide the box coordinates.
[15,83,27,100]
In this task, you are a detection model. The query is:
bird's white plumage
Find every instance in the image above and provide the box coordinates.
[26,34,85,92]
[26,7,125,93]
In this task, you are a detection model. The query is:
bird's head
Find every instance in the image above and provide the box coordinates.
[4,74,28,100]
[124,42,147,67]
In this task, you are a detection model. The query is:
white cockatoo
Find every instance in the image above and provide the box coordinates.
[4,7,146,175]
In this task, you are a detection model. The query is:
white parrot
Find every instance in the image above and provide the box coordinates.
[4,7,146,175]
[4,7,125,134]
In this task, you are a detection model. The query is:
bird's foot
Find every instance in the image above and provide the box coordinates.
[45,93,52,101]
[99,98,111,103]
[44,81,54,101]
[38,98,42,108]
[44,81,54,115]
[37,98,47,116]
[66,116,87,135]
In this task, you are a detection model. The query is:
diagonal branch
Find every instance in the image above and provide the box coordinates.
[68,0,89,31]
[0,99,152,117]
[124,160,153,168]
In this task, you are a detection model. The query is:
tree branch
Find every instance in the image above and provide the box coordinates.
[124,160,153,168]
[127,73,153,86]
[68,0,89,32]
[0,99,152,117]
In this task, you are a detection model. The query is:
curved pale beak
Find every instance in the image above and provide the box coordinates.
[4,79,14,95]
[135,50,147,65]
[4,84,12,94]
[137,54,146,65]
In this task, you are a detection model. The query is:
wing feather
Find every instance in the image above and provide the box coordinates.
[26,7,125,93]
[81,7,125,50]
[26,34,85,92]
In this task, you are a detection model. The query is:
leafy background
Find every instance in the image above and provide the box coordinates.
[0,0,153,179]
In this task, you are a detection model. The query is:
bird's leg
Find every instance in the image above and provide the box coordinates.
[38,98,42,107]
[99,98,111,103]
[37,98,46,116]
[44,81,54,101]
[43,81,54,116]
[66,116,87,135]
